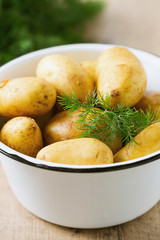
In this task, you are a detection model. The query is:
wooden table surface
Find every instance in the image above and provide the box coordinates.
[0,0,160,239]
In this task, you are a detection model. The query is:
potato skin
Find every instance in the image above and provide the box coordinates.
[96,47,147,107]
[80,60,97,83]
[36,138,113,165]
[36,54,94,102]
[43,110,81,145]
[0,117,43,157]
[43,109,122,154]
[135,91,160,118]
[114,122,160,163]
[0,77,56,118]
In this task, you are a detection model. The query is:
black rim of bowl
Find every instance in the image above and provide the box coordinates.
[1,147,160,173]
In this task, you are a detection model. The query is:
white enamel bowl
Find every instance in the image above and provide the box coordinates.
[0,44,160,229]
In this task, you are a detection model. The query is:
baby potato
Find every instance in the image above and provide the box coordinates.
[114,122,160,163]
[36,138,113,165]
[43,109,122,154]
[96,47,147,107]
[135,91,160,118]
[0,77,56,118]
[0,117,43,157]
[43,110,81,145]
[80,60,97,83]
[36,54,94,102]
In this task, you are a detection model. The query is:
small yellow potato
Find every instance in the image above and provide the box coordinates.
[0,117,43,157]
[36,138,113,165]
[36,54,94,102]
[96,47,147,107]
[135,91,160,118]
[0,77,56,118]
[43,109,122,154]
[80,60,97,83]
[114,122,160,163]
[43,110,81,145]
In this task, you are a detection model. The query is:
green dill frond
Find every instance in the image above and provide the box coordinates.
[58,91,160,147]
[57,92,82,113]
[96,91,111,109]
[84,89,98,107]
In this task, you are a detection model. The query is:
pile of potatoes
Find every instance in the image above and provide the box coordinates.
[0,47,160,165]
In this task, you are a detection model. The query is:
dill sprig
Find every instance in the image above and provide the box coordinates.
[58,91,160,146]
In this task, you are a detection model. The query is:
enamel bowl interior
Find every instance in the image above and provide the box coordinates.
[0,43,160,170]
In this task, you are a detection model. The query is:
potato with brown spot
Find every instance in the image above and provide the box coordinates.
[0,117,43,157]
[96,47,147,107]
[114,122,160,163]
[135,91,160,118]
[36,54,94,102]
[0,77,56,118]
[43,109,122,154]
[37,138,113,165]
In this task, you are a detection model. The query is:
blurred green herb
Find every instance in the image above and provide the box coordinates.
[0,0,104,65]
[58,91,160,146]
